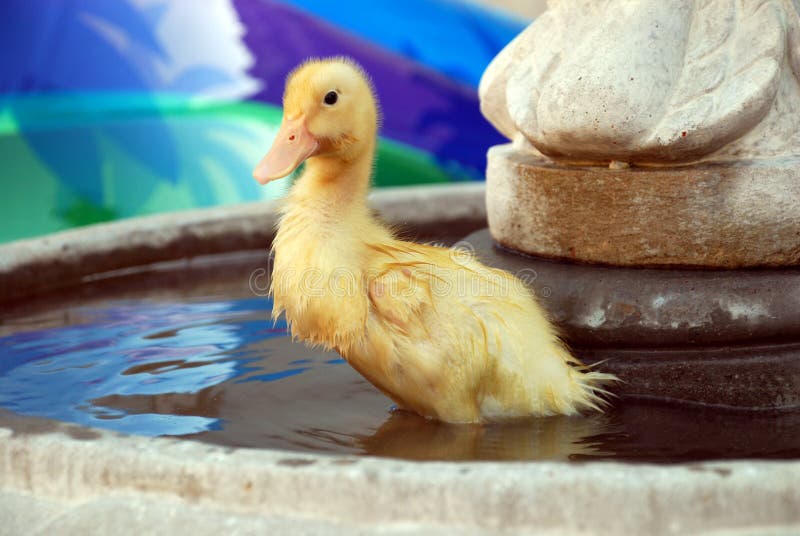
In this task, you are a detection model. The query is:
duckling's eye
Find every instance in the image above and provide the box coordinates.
[323,91,338,106]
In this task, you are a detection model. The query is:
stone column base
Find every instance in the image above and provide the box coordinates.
[486,144,800,267]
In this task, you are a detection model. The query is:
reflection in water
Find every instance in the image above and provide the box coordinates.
[1,296,799,462]
[361,410,613,461]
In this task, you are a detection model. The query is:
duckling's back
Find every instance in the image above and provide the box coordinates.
[343,240,615,423]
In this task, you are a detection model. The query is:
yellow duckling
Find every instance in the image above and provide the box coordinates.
[253,58,616,423]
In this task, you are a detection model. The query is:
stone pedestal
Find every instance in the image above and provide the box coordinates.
[487,144,800,267]
[476,0,800,408]
[480,0,800,267]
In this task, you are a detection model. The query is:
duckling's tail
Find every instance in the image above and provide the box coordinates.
[525,343,619,416]
[563,357,620,413]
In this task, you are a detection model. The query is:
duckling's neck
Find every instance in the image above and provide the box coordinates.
[272,142,385,347]
[288,144,374,214]
[276,141,386,261]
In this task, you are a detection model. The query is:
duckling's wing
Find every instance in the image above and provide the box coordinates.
[367,259,434,336]
[365,241,513,336]
[365,253,494,421]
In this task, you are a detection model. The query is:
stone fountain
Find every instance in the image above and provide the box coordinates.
[1,3,800,533]
[471,0,800,410]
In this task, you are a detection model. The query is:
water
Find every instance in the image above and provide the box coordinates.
[1,253,799,462]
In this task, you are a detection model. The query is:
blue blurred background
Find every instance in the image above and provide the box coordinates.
[0,0,540,243]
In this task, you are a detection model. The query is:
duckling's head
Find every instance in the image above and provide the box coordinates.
[253,58,379,184]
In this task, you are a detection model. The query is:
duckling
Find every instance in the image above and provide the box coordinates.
[253,57,616,423]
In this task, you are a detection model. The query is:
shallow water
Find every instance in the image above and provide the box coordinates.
[1,255,799,462]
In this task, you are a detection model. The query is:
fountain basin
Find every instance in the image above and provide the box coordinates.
[1,184,798,534]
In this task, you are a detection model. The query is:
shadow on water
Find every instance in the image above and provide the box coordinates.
[1,254,799,463]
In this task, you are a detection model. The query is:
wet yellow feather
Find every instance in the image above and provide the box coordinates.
[265,58,617,423]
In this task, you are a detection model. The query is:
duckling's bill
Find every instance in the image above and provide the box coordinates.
[253,117,319,184]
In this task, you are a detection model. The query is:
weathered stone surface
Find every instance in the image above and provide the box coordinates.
[1,412,799,536]
[464,229,800,348]
[0,490,501,536]
[480,0,800,165]
[486,144,800,267]
[0,491,68,536]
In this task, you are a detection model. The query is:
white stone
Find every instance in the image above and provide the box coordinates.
[480,0,800,165]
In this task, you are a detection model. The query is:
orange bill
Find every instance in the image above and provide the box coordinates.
[253,117,319,184]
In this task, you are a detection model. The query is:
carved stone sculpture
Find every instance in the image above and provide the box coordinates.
[470,1,800,410]
[479,0,800,267]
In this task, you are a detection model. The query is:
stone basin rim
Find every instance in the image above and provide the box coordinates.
[1,411,799,535]
[0,183,488,303]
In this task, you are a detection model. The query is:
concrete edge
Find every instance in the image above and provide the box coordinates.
[0,183,486,302]
[1,414,798,535]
